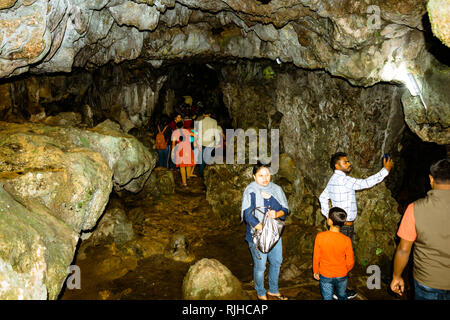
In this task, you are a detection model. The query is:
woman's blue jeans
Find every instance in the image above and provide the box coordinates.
[248,238,283,297]
[414,279,450,300]
[157,146,170,168]
[319,275,348,300]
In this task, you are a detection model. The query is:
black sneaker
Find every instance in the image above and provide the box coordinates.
[333,290,357,300]
[346,289,357,299]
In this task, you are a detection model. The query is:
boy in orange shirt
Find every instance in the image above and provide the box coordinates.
[313,207,354,300]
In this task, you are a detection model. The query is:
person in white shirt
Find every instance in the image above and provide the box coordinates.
[196,108,221,176]
[319,152,394,240]
[319,151,394,299]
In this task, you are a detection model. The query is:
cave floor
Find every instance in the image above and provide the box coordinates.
[61,167,407,301]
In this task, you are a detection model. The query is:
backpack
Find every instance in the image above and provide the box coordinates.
[155,125,168,150]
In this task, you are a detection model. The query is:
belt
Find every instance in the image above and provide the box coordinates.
[344,221,354,226]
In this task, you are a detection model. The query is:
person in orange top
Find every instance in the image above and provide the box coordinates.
[313,207,354,300]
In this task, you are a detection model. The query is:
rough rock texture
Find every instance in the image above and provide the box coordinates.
[400,57,450,144]
[84,208,135,247]
[428,0,450,47]
[0,122,110,299]
[141,167,175,198]
[0,184,77,299]
[85,64,168,132]
[0,64,167,133]
[0,122,113,232]
[164,233,195,263]
[75,119,156,192]
[182,258,249,300]
[0,120,155,299]
[0,0,448,143]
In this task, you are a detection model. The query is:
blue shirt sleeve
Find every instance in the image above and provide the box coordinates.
[266,196,288,221]
[243,192,260,227]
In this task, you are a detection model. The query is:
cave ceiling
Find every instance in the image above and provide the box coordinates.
[0,0,449,144]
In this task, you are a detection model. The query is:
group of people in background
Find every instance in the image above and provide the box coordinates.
[242,154,449,301]
[155,97,225,187]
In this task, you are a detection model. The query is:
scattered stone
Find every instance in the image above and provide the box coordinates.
[164,233,195,263]
[182,258,250,300]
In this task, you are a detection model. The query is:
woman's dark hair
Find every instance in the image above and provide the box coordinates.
[160,115,170,126]
[328,207,347,227]
[330,152,347,170]
[430,158,450,184]
[252,161,271,175]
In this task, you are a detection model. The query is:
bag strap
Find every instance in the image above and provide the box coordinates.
[179,128,186,139]
[162,125,168,133]
[251,206,268,219]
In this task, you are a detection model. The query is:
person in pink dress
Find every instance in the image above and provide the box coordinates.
[171,121,195,187]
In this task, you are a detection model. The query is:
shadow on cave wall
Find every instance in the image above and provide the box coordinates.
[387,126,447,214]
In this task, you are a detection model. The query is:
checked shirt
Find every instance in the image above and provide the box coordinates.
[319,168,389,221]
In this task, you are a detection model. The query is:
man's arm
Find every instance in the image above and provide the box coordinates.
[390,238,414,296]
[343,157,393,191]
[319,186,330,218]
[343,167,389,191]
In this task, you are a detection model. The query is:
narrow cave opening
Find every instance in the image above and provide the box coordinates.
[388,127,447,214]
[153,62,233,130]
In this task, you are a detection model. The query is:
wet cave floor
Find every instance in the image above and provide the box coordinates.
[61,168,408,301]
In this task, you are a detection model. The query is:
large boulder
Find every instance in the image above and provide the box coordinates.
[0,185,78,300]
[0,121,113,232]
[74,119,156,193]
[427,0,450,47]
[0,120,154,299]
[182,258,249,300]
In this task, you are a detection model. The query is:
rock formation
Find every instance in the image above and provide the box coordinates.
[0,120,154,299]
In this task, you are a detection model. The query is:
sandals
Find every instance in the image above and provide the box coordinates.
[267,292,288,300]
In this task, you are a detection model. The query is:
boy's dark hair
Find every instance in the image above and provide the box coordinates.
[328,207,347,227]
[330,152,347,170]
[252,160,271,175]
[176,121,184,129]
[430,158,450,184]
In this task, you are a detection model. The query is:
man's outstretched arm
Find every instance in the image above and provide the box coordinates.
[344,157,394,191]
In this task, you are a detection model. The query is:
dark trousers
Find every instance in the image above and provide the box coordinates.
[340,225,354,243]
[340,224,354,293]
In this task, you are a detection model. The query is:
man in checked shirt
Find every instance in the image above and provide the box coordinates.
[319,151,394,298]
